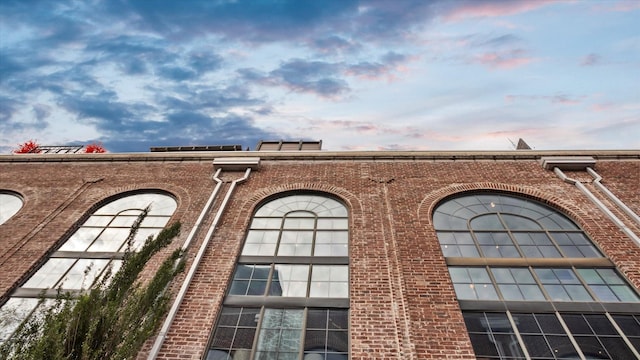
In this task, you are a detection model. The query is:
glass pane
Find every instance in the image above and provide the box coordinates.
[0,297,39,342]
[87,228,130,252]
[59,228,103,251]
[599,337,637,360]
[453,284,477,300]
[233,328,257,349]
[520,285,546,301]
[315,231,348,256]
[110,214,143,227]
[278,231,313,256]
[499,284,525,300]
[546,335,580,358]
[283,218,315,229]
[316,219,348,230]
[273,265,309,297]
[612,315,640,336]
[545,285,571,301]
[82,215,113,227]
[310,266,348,298]
[470,214,504,230]
[459,245,480,257]
[521,335,553,357]
[22,258,76,288]
[502,214,542,230]
[61,259,110,289]
[0,193,23,225]
[611,285,640,302]
[256,309,303,354]
[564,285,592,302]
[539,213,579,230]
[533,314,564,334]
[251,218,282,229]
[242,231,279,256]
[475,285,499,300]
[433,212,468,230]
[538,246,562,258]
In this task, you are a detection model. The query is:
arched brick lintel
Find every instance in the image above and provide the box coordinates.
[237,182,363,219]
[418,182,587,229]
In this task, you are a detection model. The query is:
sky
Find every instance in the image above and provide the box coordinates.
[0,0,639,153]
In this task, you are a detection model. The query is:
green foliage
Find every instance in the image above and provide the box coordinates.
[0,213,183,360]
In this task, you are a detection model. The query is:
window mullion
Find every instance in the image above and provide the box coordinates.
[498,212,528,258]
[606,312,640,359]
[298,308,308,360]
[468,230,484,257]
[528,266,553,302]
[250,307,266,360]
[505,310,532,360]
[484,266,504,301]
[572,266,602,302]
[554,312,587,360]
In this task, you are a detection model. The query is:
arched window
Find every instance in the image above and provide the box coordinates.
[0,192,23,225]
[434,193,640,359]
[0,192,177,342]
[208,194,349,360]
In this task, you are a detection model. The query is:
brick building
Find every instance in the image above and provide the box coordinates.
[1,143,639,359]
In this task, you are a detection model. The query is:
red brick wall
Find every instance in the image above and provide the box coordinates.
[1,156,639,359]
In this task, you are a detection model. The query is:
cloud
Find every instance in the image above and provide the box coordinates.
[309,35,362,55]
[240,60,350,98]
[438,0,559,22]
[240,52,413,97]
[581,53,602,66]
[157,66,198,81]
[592,1,640,12]
[346,52,411,80]
[478,34,522,47]
[471,49,535,69]
[505,94,584,105]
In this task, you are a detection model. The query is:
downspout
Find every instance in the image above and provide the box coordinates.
[586,167,640,227]
[180,168,223,251]
[148,158,258,359]
[553,167,640,247]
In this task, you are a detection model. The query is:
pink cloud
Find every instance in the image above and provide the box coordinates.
[593,1,640,12]
[505,94,583,105]
[300,120,384,134]
[472,49,535,69]
[442,0,562,22]
[591,103,615,112]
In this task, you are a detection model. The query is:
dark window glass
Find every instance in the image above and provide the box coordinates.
[463,312,524,358]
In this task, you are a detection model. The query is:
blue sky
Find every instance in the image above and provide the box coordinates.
[1,0,638,153]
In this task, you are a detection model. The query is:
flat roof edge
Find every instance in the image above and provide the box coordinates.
[1,150,639,163]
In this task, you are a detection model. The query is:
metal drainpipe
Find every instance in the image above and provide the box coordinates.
[586,167,640,227]
[148,167,252,359]
[553,167,640,247]
[179,168,223,251]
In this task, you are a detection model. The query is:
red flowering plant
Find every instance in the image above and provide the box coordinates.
[14,140,41,154]
[84,142,107,153]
